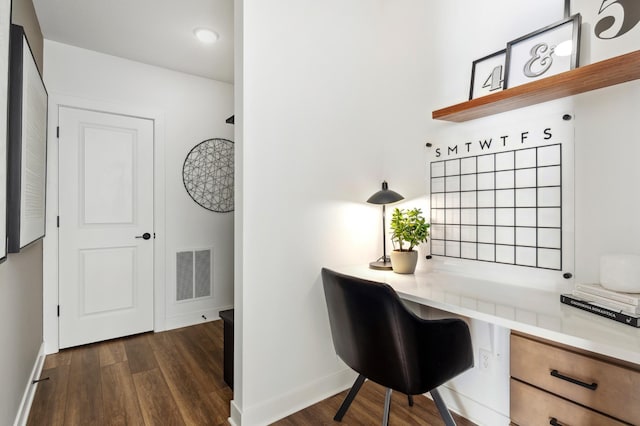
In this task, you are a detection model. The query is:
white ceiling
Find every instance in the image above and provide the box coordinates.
[32,0,234,83]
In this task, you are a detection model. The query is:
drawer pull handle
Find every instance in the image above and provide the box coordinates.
[549,418,564,426]
[550,369,598,390]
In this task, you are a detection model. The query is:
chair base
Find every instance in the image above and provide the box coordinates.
[335,375,450,426]
[431,388,456,426]
[334,375,366,421]
[382,388,392,425]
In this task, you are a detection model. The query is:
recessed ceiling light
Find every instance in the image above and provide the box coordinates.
[194,28,219,44]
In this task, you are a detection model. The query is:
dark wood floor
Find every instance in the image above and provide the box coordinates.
[28,321,475,425]
[275,380,476,426]
[28,321,231,426]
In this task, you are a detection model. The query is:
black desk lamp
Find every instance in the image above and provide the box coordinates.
[367,181,404,270]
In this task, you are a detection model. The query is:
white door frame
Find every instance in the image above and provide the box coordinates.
[43,92,166,354]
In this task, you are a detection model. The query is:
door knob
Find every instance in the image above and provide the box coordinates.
[135,232,151,240]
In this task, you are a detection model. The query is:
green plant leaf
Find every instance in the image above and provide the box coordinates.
[389,207,430,251]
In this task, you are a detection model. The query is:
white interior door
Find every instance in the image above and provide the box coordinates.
[58,106,154,348]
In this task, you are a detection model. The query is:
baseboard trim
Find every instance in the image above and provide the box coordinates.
[228,399,242,426]
[230,367,356,425]
[162,305,233,332]
[13,342,45,426]
[431,384,510,426]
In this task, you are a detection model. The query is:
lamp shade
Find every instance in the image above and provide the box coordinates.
[367,181,404,205]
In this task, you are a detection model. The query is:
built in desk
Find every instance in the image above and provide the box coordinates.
[331,265,640,364]
[331,266,640,424]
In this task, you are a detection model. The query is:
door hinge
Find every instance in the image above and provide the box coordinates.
[56,216,60,228]
[56,126,59,138]
[57,305,60,317]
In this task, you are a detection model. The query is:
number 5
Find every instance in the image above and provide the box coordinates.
[595,0,640,39]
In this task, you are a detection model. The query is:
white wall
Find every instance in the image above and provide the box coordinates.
[235,0,640,425]
[42,40,234,350]
[235,1,402,423]
[0,243,43,426]
[574,81,640,283]
[232,0,245,417]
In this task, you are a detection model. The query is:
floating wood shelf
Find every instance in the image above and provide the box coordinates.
[432,50,640,122]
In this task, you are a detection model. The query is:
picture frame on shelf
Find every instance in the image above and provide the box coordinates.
[505,14,581,89]
[469,49,506,100]
[7,24,48,253]
[0,0,11,262]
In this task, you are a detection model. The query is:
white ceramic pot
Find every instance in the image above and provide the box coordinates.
[390,250,418,274]
[600,254,640,293]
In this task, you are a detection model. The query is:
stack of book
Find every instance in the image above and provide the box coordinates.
[560,283,640,328]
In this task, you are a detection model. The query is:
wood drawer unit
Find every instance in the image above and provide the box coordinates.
[510,332,640,425]
[511,379,627,426]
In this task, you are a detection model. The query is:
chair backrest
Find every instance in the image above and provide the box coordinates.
[321,268,473,395]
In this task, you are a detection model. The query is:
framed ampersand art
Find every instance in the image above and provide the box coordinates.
[504,15,581,89]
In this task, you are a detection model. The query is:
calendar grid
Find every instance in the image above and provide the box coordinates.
[430,144,562,270]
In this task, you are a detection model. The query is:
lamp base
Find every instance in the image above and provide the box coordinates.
[369,258,393,270]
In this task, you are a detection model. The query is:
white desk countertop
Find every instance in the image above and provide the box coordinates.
[330,265,640,365]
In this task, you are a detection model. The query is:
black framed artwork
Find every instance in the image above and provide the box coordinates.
[7,24,48,252]
[469,49,506,100]
[504,14,581,89]
[0,0,11,261]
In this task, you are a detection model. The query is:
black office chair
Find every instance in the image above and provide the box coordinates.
[321,268,474,426]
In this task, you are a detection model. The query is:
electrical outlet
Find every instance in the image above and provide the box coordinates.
[479,348,491,371]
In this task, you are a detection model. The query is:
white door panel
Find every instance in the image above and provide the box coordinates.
[80,246,136,314]
[82,128,135,224]
[59,107,154,348]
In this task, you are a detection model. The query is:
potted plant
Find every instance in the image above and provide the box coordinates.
[389,207,430,274]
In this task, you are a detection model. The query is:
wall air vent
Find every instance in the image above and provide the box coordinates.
[176,248,212,301]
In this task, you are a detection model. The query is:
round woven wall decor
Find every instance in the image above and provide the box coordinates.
[182,138,234,212]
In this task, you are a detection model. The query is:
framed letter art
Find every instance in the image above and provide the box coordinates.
[7,25,48,252]
[505,15,581,89]
[0,0,10,261]
[469,49,506,100]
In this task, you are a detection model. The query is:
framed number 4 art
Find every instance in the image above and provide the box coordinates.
[469,49,506,100]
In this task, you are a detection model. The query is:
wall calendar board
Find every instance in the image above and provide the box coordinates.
[428,113,574,273]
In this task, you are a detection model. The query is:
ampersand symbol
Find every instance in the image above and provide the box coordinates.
[523,43,554,78]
